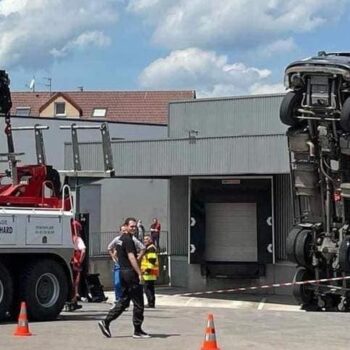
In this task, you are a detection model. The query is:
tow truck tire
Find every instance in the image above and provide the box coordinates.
[19,259,68,321]
[0,262,13,321]
[286,226,303,263]
[292,267,316,308]
[280,91,303,127]
[340,98,350,132]
[294,229,313,269]
[339,236,350,273]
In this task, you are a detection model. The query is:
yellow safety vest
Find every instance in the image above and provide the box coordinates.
[141,244,159,281]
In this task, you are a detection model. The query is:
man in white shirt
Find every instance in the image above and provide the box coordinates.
[70,220,86,310]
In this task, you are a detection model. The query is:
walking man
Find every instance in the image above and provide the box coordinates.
[107,225,145,302]
[98,218,150,338]
[141,235,159,308]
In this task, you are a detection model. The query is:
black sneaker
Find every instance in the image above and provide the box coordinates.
[133,329,151,339]
[98,321,111,338]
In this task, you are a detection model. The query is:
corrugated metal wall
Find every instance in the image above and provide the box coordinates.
[169,94,286,138]
[64,142,103,170]
[65,134,289,176]
[274,174,294,261]
[169,177,188,255]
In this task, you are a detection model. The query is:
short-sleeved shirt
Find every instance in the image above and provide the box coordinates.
[116,234,137,269]
[73,236,86,251]
[108,234,145,252]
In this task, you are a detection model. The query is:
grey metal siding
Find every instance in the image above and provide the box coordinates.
[274,174,294,261]
[68,134,290,176]
[169,94,286,138]
[65,142,103,170]
[169,177,188,255]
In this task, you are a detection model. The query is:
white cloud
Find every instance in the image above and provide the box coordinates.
[259,38,297,57]
[139,48,275,97]
[0,0,119,69]
[50,31,111,58]
[127,0,347,50]
[250,82,285,95]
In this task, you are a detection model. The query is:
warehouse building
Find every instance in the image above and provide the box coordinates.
[68,93,296,293]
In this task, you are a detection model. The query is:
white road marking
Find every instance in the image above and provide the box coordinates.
[258,298,266,311]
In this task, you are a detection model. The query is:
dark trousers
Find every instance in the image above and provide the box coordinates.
[105,268,144,330]
[143,280,155,307]
[151,233,159,249]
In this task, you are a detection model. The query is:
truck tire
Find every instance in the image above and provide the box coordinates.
[294,229,313,269]
[0,262,13,321]
[286,226,303,263]
[19,259,68,321]
[292,267,316,308]
[339,236,350,273]
[280,91,303,127]
[340,97,350,132]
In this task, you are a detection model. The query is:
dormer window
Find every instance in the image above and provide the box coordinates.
[55,102,66,116]
[15,107,31,116]
[92,108,107,118]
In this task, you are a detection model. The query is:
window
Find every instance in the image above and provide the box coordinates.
[92,108,107,118]
[15,107,31,116]
[55,102,66,116]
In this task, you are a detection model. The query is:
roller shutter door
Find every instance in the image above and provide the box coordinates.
[205,202,257,262]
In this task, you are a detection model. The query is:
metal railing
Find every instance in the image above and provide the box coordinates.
[90,230,168,257]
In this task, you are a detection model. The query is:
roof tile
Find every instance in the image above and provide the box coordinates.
[10,90,195,124]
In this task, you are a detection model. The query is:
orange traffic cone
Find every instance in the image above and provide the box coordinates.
[14,301,32,336]
[200,314,220,350]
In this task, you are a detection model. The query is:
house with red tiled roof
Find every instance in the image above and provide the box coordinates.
[10,90,196,125]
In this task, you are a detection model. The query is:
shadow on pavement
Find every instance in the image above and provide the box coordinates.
[149,333,180,339]
[155,286,298,306]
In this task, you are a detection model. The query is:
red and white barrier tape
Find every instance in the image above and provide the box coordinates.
[178,275,350,297]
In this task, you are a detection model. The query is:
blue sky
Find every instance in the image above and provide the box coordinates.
[1,0,350,97]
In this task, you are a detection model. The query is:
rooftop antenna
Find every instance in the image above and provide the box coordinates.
[25,76,36,92]
[77,86,84,92]
[44,77,52,94]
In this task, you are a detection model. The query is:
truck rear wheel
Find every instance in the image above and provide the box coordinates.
[293,267,317,309]
[286,226,303,263]
[294,229,313,269]
[20,259,68,321]
[339,236,350,273]
[279,91,303,127]
[340,97,350,132]
[0,262,13,321]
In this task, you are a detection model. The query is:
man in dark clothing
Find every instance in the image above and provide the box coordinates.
[98,218,150,339]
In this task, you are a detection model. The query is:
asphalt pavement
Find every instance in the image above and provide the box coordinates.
[1,290,350,349]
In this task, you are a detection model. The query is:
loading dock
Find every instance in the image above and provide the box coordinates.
[64,93,297,293]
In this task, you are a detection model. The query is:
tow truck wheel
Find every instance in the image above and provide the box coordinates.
[0,262,13,321]
[279,91,303,127]
[340,97,350,132]
[293,267,317,309]
[19,259,68,321]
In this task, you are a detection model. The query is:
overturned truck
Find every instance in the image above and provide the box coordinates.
[281,51,350,310]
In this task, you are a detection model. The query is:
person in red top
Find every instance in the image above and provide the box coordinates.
[70,219,86,310]
[150,218,161,249]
